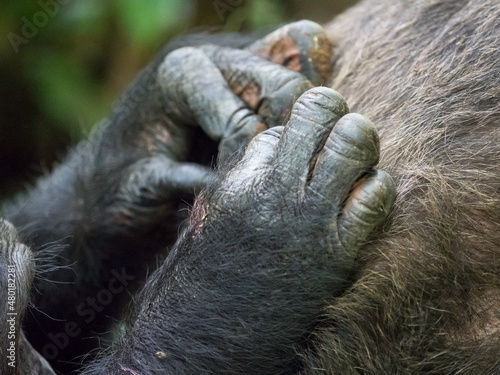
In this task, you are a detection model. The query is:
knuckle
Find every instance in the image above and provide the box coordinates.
[163,47,201,65]
[294,87,349,119]
[257,126,284,141]
[289,20,325,36]
[330,113,380,163]
[159,47,206,81]
[349,170,396,220]
[275,73,311,95]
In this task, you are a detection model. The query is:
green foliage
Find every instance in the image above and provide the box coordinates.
[225,0,286,31]
[29,50,109,132]
[114,0,194,49]
[246,0,287,29]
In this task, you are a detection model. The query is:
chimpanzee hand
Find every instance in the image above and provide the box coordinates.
[88,87,396,374]
[112,20,331,241]
[160,19,332,160]
[2,20,333,374]
[7,20,331,250]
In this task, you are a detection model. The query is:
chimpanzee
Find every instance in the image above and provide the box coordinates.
[2,0,500,374]
[2,19,346,375]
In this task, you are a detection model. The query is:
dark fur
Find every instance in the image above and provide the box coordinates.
[1,32,259,374]
[2,0,499,373]
[87,1,500,373]
[81,0,500,370]
[80,128,371,374]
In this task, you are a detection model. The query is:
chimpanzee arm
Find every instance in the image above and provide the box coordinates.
[83,87,396,374]
[1,21,332,373]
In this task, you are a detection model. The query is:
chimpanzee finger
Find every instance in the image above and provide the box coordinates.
[159,47,264,154]
[124,155,213,205]
[273,87,349,190]
[201,45,313,129]
[113,156,213,233]
[337,170,396,250]
[247,20,333,86]
[221,127,283,220]
[308,113,380,207]
[160,46,311,160]
[229,126,284,182]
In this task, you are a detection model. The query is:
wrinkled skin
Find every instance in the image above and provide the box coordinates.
[3,0,500,373]
[1,21,338,374]
[301,1,500,373]
[82,88,395,374]
[0,220,55,375]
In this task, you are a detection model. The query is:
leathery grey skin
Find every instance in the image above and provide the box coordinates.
[81,87,395,374]
[159,19,333,161]
[248,20,333,86]
[3,0,500,372]
[0,220,56,375]
[0,20,338,374]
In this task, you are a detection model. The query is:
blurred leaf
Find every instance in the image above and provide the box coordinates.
[29,50,109,132]
[226,0,287,31]
[55,0,107,38]
[247,0,287,28]
[114,0,194,48]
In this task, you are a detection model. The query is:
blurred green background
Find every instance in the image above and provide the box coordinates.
[0,0,357,201]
